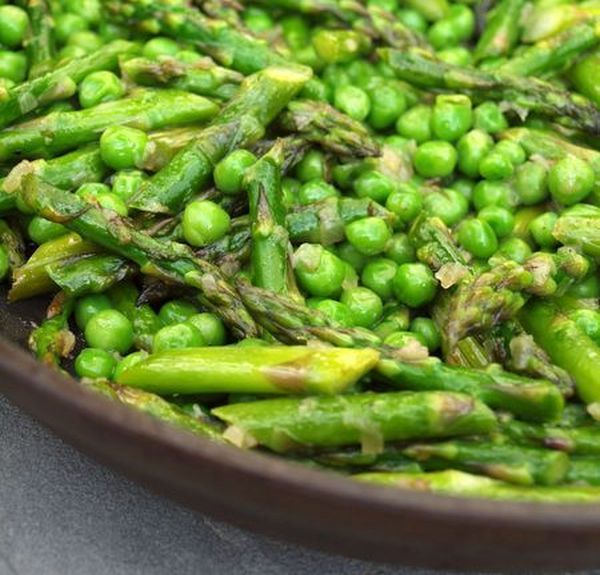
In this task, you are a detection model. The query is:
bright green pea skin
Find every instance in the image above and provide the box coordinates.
[114,351,148,381]
[548,156,595,206]
[75,294,113,331]
[354,170,397,204]
[79,71,125,109]
[479,151,514,181]
[413,141,457,178]
[0,245,9,282]
[457,218,498,259]
[423,188,468,227]
[385,233,416,265]
[457,129,494,178]
[397,8,428,32]
[281,15,310,51]
[75,348,117,380]
[431,94,473,142]
[243,6,274,33]
[361,257,398,301]
[396,105,432,144]
[341,287,384,328]
[384,330,426,349]
[77,182,111,202]
[529,212,558,249]
[307,298,354,327]
[63,0,102,24]
[186,313,227,346]
[0,51,26,83]
[472,181,515,211]
[495,140,526,166]
[448,4,475,40]
[336,241,371,273]
[385,188,423,230]
[393,262,437,308]
[68,30,103,53]
[112,170,145,202]
[570,309,600,345]
[100,125,147,170]
[571,53,600,108]
[159,299,198,325]
[153,322,205,354]
[294,243,346,298]
[295,149,326,183]
[515,161,549,206]
[345,217,391,256]
[410,317,441,351]
[85,309,134,354]
[142,36,179,59]
[450,177,475,202]
[428,18,460,50]
[437,46,472,67]
[367,82,407,130]
[497,237,533,264]
[58,45,87,62]
[298,179,338,205]
[322,64,352,92]
[213,149,257,195]
[478,205,515,238]
[54,13,88,45]
[473,102,508,134]
[0,5,29,48]
[27,217,67,244]
[568,273,600,299]
[182,200,231,248]
[96,193,128,217]
[334,85,371,122]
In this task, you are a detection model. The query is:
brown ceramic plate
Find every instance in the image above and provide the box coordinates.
[2,290,600,572]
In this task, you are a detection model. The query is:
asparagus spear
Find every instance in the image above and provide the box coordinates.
[0,219,25,272]
[553,204,600,258]
[128,65,312,214]
[567,457,600,486]
[354,469,600,503]
[314,448,422,473]
[520,299,600,405]
[19,174,260,339]
[0,88,219,162]
[28,291,75,368]
[380,49,600,135]
[0,40,138,130]
[120,55,244,99]
[404,440,569,486]
[211,391,497,453]
[24,0,55,79]
[474,0,525,62]
[116,346,380,395]
[83,380,224,442]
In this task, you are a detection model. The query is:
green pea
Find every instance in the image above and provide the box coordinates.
[143,36,179,59]
[75,348,116,380]
[75,294,113,331]
[85,309,134,354]
[497,237,533,264]
[449,4,475,40]
[68,30,103,53]
[354,170,397,204]
[100,125,147,170]
[153,322,205,353]
[393,262,438,308]
[385,233,416,265]
[396,105,432,144]
[413,141,457,178]
[63,0,102,24]
[431,94,473,142]
[361,258,398,301]
[473,102,508,134]
[281,15,310,51]
[367,81,407,130]
[0,245,9,282]
[77,182,111,202]
[112,170,145,202]
[428,19,461,51]
[345,217,391,256]
[132,305,163,349]
[294,243,346,298]
[570,309,600,345]
[187,312,227,346]
[437,46,473,67]
[182,200,231,247]
[0,50,26,83]
[243,6,274,33]
[54,13,88,45]
[0,5,29,48]
[368,0,399,11]
[298,179,338,205]
[529,212,558,249]
[515,161,549,206]
[423,188,468,227]
[571,52,600,108]
[478,205,515,238]
[384,331,426,349]
[336,241,371,272]
[457,218,498,259]
[295,149,326,182]
[341,287,384,328]
[346,59,378,89]
[313,29,370,64]
[96,193,128,217]
[450,178,475,202]
[568,273,600,299]
[79,71,125,109]
[27,217,67,245]
[213,149,257,195]
[334,85,371,121]
[300,76,330,101]
[495,140,526,166]
[307,298,354,327]
[457,129,494,178]
[548,156,595,205]
[58,45,87,61]
[157,300,197,326]
[472,181,515,211]
[397,8,428,32]
[375,305,411,339]
[385,189,423,229]
[410,317,441,351]
[114,351,148,381]
[322,64,351,91]
[479,151,514,181]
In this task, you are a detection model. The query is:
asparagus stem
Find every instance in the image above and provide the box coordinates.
[24,0,55,79]
[474,0,526,62]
